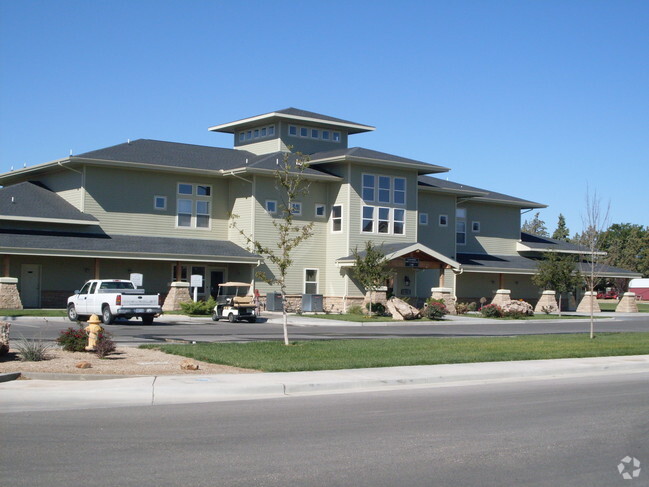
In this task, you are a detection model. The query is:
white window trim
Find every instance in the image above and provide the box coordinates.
[472,221,481,233]
[362,173,376,203]
[419,212,428,225]
[439,214,448,227]
[361,205,405,235]
[178,182,193,195]
[154,195,167,211]
[291,202,302,216]
[304,268,319,294]
[265,200,277,215]
[393,208,406,235]
[331,204,343,233]
[456,220,467,246]
[315,203,326,218]
[393,177,406,206]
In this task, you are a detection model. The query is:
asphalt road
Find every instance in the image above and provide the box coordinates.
[5,313,649,345]
[2,373,647,486]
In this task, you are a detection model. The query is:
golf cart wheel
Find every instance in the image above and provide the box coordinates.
[228,313,236,323]
[211,311,220,322]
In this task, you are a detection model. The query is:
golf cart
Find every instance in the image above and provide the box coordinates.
[212,282,257,323]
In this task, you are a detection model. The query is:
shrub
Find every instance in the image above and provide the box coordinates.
[480,304,503,318]
[15,336,51,361]
[95,331,116,358]
[502,300,534,319]
[467,302,478,312]
[56,324,88,352]
[455,302,469,315]
[347,304,365,315]
[423,298,448,320]
[366,302,386,315]
[180,297,217,315]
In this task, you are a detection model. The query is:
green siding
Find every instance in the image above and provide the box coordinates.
[459,202,520,255]
[417,192,456,258]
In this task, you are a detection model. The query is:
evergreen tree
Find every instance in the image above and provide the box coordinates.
[532,252,581,315]
[521,212,549,237]
[552,214,570,241]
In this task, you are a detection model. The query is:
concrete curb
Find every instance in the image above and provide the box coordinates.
[1,355,648,413]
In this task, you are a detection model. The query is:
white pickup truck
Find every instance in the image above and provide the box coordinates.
[67,279,162,325]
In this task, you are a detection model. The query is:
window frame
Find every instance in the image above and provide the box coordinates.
[394,208,405,235]
[304,268,319,294]
[456,220,467,245]
[331,204,343,233]
[472,221,481,233]
[315,204,326,218]
[291,202,302,216]
[154,195,167,211]
[419,212,428,226]
[265,200,277,215]
[439,214,448,227]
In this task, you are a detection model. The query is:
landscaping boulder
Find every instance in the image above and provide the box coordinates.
[386,297,421,320]
[0,321,9,356]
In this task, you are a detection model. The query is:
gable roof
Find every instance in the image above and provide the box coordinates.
[209,107,375,134]
[418,175,546,208]
[0,182,99,225]
[517,232,596,254]
[310,147,449,174]
[336,242,461,270]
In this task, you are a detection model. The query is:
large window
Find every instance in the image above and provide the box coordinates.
[362,206,405,235]
[456,208,467,245]
[177,183,211,229]
[304,268,319,294]
[362,174,406,205]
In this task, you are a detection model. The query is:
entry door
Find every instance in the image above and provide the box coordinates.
[209,270,225,299]
[20,264,41,308]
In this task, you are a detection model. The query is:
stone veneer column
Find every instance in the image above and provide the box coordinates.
[0,277,23,310]
[430,287,457,315]
[363,287,388,313]
[615,292,639,313]
[576,291,601,313]
[162,282,191,312]
[534,290,559,314]
[491,289,511,307]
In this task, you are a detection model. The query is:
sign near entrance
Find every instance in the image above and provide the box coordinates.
[190,274,203,288]
[404,258,419,268]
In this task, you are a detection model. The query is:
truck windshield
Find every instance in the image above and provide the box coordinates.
[99,281,135,290]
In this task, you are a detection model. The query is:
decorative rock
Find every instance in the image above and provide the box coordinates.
[76,361,92,369]
[386,297,421,320]
[616,292,639,313]
[576,291,601,313]
[0,321,10,356]
[491,289,511,307]
[180,359,199,371]
[534,290,559,314]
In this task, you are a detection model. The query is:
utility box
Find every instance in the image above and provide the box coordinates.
[266,292,283,311]
[302,294,323,312]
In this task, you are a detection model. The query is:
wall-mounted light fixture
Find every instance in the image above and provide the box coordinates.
[404,276,411,287]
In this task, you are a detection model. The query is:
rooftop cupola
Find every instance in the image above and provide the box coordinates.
[208,107,375,155]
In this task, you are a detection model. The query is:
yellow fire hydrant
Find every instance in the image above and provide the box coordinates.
[85,314,103,351]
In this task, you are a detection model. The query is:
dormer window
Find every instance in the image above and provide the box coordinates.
[237,125,276,143]
[287,125,342,143]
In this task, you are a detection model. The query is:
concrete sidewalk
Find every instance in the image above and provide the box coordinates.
[1,355,648,413]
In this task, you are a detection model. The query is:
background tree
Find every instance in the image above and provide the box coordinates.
[532,252,581,316]
[551,214,570,241]
[231,152,314,345]
[598,223,649,279]
[521,212,549,237]
[581,187,610,339]
[350,241,392,314]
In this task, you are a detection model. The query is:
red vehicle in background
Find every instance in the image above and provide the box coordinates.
[596,290,619,299]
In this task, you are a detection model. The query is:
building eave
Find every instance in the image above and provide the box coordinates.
[209,112,375,134]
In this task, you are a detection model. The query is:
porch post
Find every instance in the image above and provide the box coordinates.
[94,258,100,279]
[3,255,9,277]
[438,266,445,287]
[498,273,504,289]
[175,261,183,281]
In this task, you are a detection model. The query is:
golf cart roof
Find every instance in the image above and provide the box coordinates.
[218,282,252,287]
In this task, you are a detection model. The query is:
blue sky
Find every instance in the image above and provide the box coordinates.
[1,0,647,234]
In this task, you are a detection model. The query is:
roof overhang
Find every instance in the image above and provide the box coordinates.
[310,155,449,175]
[209,111,375,135]
[0,215,101,226]
[516,241,606,255]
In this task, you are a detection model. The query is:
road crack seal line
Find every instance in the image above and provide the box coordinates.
[151,376,158,405]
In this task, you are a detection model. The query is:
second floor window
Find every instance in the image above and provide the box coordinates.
[362,206,405,235]
[177,183,211,229]
[332,205,343,232]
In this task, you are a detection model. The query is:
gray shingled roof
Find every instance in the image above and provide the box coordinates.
[519,232,587,253]
[0,182,98,222]
[310,147,449,173]
[0,229,260,262]
[457,252,640,278]
[418,175,546,208]
[275,108,371,127]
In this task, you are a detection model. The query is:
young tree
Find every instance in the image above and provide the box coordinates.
[552,214,570,241]
[532,252,581,316]
[350,241,392,314]
[581,187,610,339]
[231,152,314,345]
[522,212,549,237]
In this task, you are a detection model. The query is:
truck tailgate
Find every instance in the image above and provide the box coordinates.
[120,295,159,307]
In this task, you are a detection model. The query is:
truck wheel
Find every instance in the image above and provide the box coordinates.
[228,313,236,323]
[141,315,154,325]
[67,304,79,322]
[101,306,114,325]
[211,311,220,322]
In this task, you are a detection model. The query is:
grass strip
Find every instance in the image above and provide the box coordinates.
[0,309,67,317]
[143,333,649,372]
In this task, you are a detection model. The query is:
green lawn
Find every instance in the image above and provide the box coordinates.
[144,333,649,372]
[598,302,649,312]
[0,309,67,317]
